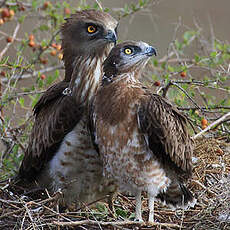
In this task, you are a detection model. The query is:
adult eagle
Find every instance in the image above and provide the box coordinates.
[17,10,118,207]
[90,41,195,222]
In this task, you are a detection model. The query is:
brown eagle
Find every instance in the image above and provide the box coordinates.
[17,10,118,207]
[90,41,195,222]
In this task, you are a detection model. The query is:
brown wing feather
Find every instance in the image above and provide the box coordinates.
[138,92,193,180]
[19,81,84,180]
[88,98,99,154]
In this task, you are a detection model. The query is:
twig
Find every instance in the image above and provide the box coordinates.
[172,82,202,110]
[31,30,60,66]
[0,207,26,219]
[0,30,23,42]
[162,81,173,98]
[24,203,36,230]
[53,220,181,228]
[4,2,32,7]
[193,112,230,139]
[1,64,63,83]
[0,23,20,61]
[94,0,103,11]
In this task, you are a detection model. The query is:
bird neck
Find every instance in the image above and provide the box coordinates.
[66,48,110,104]
[102,71,139,86]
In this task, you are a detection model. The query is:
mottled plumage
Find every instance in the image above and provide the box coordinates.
[90,41,195,222]
[18,10,118,207]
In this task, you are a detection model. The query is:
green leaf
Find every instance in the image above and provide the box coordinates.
[18,97,25,107]
[116,208,128,218]
[39,24,49,31]
[183,31,195,41]
[19,15,26,23]
[175,39,183,50]
[210,51,217,58]
[32,0,38,9]
[96,203,108,213]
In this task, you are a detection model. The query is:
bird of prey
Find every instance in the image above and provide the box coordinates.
[90,41,195,222]
[17,10,118,208]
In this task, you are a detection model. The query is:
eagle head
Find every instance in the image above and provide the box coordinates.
[61,9,118,56]
[103,41,157,79]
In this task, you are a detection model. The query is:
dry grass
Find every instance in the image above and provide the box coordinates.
[0,137,230,229]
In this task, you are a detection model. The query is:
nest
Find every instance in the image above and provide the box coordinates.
[0,137,230,229]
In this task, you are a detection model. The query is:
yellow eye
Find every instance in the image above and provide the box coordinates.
[124,48,132,55]
[87,25,96,33]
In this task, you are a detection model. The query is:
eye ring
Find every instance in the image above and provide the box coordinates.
[124,48,132,55]
[87,25,97,33]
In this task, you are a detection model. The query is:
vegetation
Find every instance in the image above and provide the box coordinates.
[0,0,229,229]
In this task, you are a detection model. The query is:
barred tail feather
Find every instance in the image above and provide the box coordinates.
[157,182,196,209]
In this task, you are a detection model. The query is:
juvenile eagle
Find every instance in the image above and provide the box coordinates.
[90,41,195,222]
[17,10,118,207]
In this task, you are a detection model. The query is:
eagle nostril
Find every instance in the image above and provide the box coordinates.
[145,46,157,56]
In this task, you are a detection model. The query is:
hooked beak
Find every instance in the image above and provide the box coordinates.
[104,30,117,45]
[144,46,157,57]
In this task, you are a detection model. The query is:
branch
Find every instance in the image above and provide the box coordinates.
[0,23,20,61]
[193,112,230,139]
[171,82,202,110]
[161,79,220,98]
[53,220,180,228]
[0,30,23,42]
[178,106,230,111]
[1,64,63,83]
[31,30,60,66]
[162,81,173,98]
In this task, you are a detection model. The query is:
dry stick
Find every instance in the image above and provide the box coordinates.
[193,112,230,140]
[0,207,26,219]
[41,204,73,222]
[53,220,181,228]
[0,192,61,220]
[24,203,36,230]
[0,23,20,61]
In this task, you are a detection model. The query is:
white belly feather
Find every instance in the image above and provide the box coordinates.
[40,116,115,206]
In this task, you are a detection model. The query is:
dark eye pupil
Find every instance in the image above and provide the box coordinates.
[88,25,96,33]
